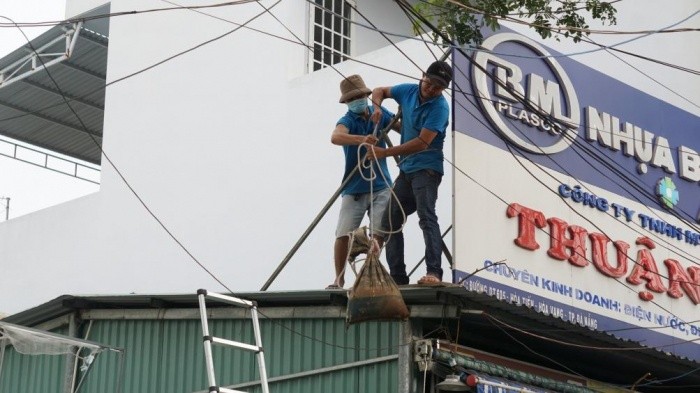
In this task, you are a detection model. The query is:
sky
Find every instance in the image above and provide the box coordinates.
[0,1,99,221]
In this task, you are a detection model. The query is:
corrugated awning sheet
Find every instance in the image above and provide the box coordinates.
[0,4,109,165]
[468,372,555,393]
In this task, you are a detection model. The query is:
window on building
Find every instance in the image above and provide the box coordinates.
[311,0,352,72]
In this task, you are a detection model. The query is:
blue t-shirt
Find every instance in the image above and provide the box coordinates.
[390,83,449,174]
[337,105,394,195]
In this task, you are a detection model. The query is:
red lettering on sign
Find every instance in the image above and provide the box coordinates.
[506,203,699,306]
[626,237,666,301]
[547,217,588,267]
[506,203,545,250]
[589,233,629,278]
[664,259,700,305]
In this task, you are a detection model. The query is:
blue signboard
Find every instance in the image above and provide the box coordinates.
[452,29,700,361]
[455,33,699,219]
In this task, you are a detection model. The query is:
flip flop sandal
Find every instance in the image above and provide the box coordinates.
[417,275,441,285]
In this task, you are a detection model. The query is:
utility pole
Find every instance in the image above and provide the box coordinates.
[0,197,9,221]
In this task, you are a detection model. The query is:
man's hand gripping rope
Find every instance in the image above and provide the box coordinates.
[357,111,407,253]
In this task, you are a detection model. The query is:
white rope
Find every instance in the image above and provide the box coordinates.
[369,122,377,239]
[358,140,407,240]
[336,113,409,286]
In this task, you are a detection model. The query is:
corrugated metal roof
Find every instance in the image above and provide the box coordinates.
[0,5,109,165]
[3,287,699,391]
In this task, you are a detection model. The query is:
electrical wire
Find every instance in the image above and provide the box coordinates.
[0,2,419,126]
[478,315,646,392]
[0,1,260,28]
[399,0,700,249]
[445,96,700,362]
[3,0,697,127]
[0,0,644,372]
[484,310,615,385]
[485,312,700,351]
[394,0,700,274]
[448,57,699,329]
[227,0,700,370]
[0,1,283,296]
[2,0,696,75]
[2,0,697,361]
[361,3,700,333]
[310,0,700,137]
[578,35,700,111]
[4,0,694,37]
[633,366,700,388]
[346,1,423,72]
[308,0,700,75]
[396,0,446,64]
[1,3,415,357]
[447,90,699,321]
[416,0,627,18]
[354,0,700,75]
[395,0,700,359]
[408,0,700,237]
[438,0,699,36]
[156,0,700,350]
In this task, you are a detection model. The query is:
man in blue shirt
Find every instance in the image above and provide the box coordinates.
[328,74,397,289]
[368,61,452,285]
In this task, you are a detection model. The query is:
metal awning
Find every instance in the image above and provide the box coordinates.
[0,321,106,354]
[465,372,555,393]
[0,4,109,166]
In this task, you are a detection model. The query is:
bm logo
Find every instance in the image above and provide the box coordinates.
[472,33,580,155]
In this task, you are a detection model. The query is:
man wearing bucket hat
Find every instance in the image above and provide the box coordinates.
[367,60,452,286]
[327,74,398,289]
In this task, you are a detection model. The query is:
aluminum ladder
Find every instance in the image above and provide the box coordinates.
[197,289,269,393]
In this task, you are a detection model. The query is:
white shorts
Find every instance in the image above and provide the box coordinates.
[335,188,391,238]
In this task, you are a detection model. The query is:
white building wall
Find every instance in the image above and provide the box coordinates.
[0,0,445,314]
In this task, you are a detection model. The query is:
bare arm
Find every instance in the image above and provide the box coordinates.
[370,86,392,124]
[366,128,437,160]
[371,86,401,133]
[331,124,377,146]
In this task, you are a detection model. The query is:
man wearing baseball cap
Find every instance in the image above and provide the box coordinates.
[367,60,452,285]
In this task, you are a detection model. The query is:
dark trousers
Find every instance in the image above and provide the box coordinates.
[382,169,443,284]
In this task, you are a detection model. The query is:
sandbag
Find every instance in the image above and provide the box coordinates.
[346,251,409,325]
[347,226,371,261]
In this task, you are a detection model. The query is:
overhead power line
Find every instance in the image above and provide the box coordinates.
[2,0,697,363]
[0,1,259,28]
[395,0,700,345]
[0,1,284,296]
[437,0,699,35]
[3,0,697,36]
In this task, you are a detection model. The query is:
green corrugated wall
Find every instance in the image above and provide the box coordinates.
[0,326,68,393]
[79,317,399,393]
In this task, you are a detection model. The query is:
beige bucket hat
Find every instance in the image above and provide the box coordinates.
[339,74,371,103]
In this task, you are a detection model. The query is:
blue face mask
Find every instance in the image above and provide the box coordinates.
[347,97,368,114]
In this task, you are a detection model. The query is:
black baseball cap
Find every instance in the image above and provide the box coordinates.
[425,61,452,88]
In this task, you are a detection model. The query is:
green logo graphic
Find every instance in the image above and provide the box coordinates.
[656,177,679,209]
